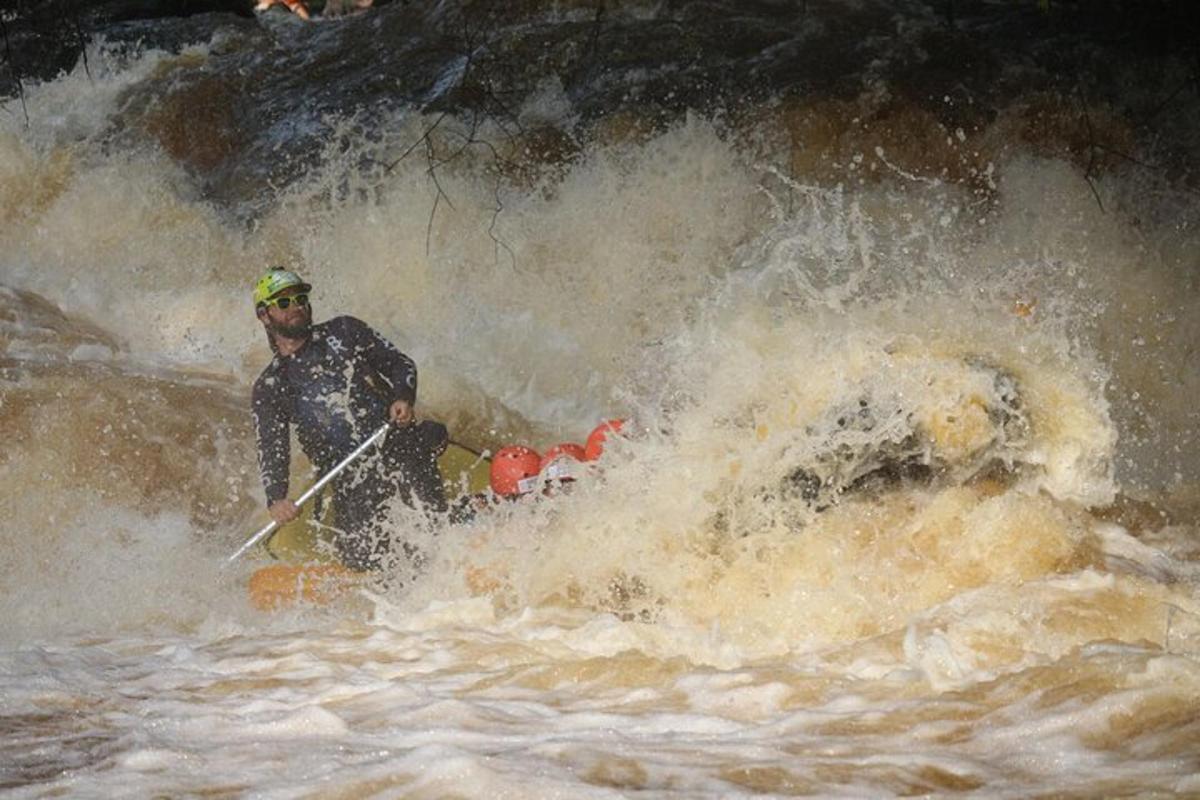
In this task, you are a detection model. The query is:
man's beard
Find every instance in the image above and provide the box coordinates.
[268,310,312,339]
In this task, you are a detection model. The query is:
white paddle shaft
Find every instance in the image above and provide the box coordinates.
[226,423,391,564]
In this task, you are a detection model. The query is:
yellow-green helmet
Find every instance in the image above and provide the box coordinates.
[253,267,311,308]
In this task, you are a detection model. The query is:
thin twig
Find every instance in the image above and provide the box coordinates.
[487,180,516,269]
[383,111,447,172]
[1091,142,1159,171]
[425,157,453,200]
[466,133,518,268]
[416,13,478,248]
[381,4,527,266]
[423,135,455,256]
[440,106,482,164]
[72,2,91,83]
[1077,85,1105,213]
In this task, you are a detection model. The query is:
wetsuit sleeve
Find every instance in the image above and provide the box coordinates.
[338,315,418,406]
[252,374,291,505]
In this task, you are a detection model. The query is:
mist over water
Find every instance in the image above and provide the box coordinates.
[2,2,1199,795]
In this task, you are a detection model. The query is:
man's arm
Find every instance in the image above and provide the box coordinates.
[252,376,292,507]
[338,316,418,409]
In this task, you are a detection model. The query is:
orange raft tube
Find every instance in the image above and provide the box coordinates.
[248,563,366,611]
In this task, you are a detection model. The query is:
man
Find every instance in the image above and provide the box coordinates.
[251,267,448,571]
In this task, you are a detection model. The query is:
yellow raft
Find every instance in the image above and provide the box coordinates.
[248,442,490,610]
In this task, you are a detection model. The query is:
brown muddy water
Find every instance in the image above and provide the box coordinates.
[2,1,1199,796]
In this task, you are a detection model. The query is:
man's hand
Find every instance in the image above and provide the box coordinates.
[268,499,300,525]
[389,399,414,426]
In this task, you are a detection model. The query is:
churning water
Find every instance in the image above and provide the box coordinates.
[2,1,1199,795]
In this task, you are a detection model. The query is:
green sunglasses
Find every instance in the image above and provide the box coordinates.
[262,293,308,310]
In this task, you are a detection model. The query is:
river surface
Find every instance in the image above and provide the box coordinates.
[2,1,1199,796]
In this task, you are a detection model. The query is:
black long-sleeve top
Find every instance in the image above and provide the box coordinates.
[251,315,418,505]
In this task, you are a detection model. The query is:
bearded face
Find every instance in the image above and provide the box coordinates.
[266,310,312,339]
[258,293,314,341]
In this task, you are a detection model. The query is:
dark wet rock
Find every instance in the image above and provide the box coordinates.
[0,1,251,87]
[496,124,582,184]
[139,72,248,172]
[4,1,1197,214]
[94,10,262,57]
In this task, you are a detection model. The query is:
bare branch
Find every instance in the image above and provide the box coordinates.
[1076,85,1105,213]
[423,135,455,257]
[487,180,516,270]
[375,4,534,267]
[425,184,441,258]
[72,2,91,83]
[1091,141,1159,171]
[382,111,447,173]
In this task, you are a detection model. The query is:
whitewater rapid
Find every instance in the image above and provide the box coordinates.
[3,8,1200,796]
